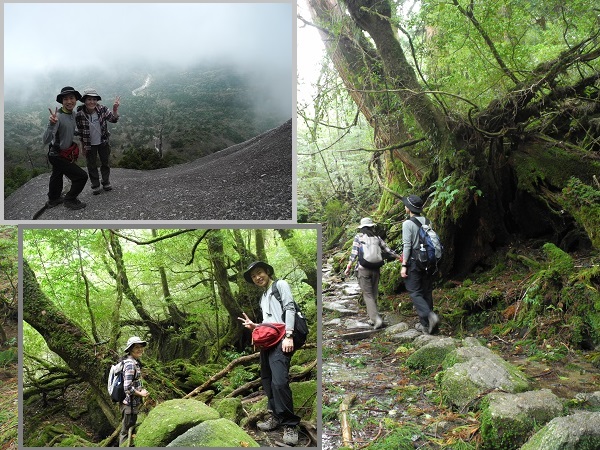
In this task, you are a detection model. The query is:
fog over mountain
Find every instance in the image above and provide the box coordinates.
[4,3,292,109]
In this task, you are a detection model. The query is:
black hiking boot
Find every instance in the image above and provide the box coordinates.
[64,199,87,210]
[46,196,64,208]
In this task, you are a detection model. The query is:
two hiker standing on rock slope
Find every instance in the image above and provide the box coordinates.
[42,86,120,211]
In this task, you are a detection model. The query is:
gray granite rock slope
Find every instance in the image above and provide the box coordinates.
[5,119,292,221]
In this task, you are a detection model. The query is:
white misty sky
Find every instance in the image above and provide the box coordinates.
[297,0,325,104]
[4,2,292,87]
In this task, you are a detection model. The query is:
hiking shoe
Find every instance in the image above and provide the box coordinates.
[103,183,113,191]
[64,199,87,210]
[283,426,299,445]
[92,185,102,195]
[415,323,429,334]
[46,197,64,208]
[257,416,280,431]
[428,312,440,335]
[373,316,384,330]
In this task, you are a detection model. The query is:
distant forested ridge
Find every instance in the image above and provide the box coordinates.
[4,62,291,197]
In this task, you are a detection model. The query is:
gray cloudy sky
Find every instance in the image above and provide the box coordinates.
[4,2,292,87]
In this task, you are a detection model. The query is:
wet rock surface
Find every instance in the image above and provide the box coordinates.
[5,119,292,221]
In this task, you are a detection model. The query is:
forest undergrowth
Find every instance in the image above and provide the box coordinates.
[0,322,17,450]
[323,239,600,449]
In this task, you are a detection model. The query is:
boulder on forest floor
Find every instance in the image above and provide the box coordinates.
[166,418,260,447]
[134,398,220,447]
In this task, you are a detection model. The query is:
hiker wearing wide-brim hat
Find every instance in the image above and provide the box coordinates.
[345,218,402,329]
[119,336,149,446]
[401,194,440,336]
[243,261,275,284]
[41,86,89,213]
[402,194,424,214]
[76,88,120,195]
[356,217,376,228]
[237,261,301,445]
[56,86,82,103]
[123,336,147,354]
[80,88,102,102]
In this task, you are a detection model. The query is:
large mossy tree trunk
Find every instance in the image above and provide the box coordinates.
[307,0,600,275]
[23,260,119,427]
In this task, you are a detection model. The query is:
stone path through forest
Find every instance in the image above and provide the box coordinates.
[320,262,600,449]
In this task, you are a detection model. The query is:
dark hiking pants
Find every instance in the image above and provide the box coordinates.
[260,342,301,426]
[48,154,88,201]
[119,404,138,446]
[404,259,435,326]
[86,142,111,188]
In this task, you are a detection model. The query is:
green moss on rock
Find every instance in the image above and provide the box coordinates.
[166,418,259,447]
[406,338,457,373]
[212,397,243,424]
[134,399,220,447]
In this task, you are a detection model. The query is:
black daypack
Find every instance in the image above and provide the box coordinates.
[358,235,385,269]
[410,217,443,273]
[270,280,309,349]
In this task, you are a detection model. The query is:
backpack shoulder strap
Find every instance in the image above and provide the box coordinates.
[270,280,281,304]
[410,217,423,228]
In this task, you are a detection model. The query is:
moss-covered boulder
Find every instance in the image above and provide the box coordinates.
[438,338,530,410]
[406,337,457,372]
[212,397,244,424]
[166,418,259,447]
[291,380,318,422]
[480,389,564,450]
[134,399,220,447]
[291,346,317,366]
[521,411,600,450]
[244,380,317,422]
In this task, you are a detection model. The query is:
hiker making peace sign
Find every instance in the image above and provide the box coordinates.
[76,89,120,195]
[42,86,89,211]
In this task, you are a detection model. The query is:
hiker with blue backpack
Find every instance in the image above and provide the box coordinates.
[238,261,301,446]
[119,336,149,446]
[345,218,402,330]
[401,195,441,335]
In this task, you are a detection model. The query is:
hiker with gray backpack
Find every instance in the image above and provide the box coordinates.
[345,218,402,329]
[401,195,443,335]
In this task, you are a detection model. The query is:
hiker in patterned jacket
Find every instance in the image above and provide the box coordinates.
[238,261,300,446]
[42,86,89,210]
[401,195,440,335]
[119,336,149,446]
[345,217,402,329]
[75,89,120,195]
